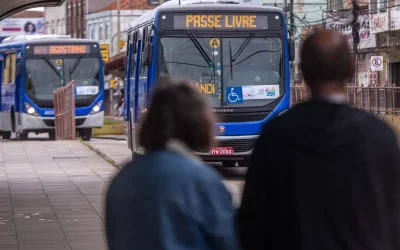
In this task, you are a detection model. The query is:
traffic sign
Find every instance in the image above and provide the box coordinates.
[100,44,110,62]
[370,56,383,71]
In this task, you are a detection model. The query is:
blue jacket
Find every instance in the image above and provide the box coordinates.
[106,142,241,250]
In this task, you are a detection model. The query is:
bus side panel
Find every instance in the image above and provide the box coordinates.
[1,52,17,133]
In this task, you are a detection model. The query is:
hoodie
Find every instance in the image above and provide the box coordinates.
[238,99,400,250]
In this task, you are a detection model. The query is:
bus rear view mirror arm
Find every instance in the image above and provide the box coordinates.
[16,62,21,76]
[142,43,153,66]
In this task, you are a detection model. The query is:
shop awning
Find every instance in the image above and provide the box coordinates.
[0,0,65,20]
[105,51,125,79]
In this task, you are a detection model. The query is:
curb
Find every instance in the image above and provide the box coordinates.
[79,139,121,169]
[92,136,126,141]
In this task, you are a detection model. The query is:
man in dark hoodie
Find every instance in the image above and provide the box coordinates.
[237,29,400,250]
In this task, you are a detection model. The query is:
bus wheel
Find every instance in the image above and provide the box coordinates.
[2,132,11,139]
[238,159,250,167]
[49,131,56,140]
[222,160,237,168]
[16,132,28,140]
[80,128,92,141]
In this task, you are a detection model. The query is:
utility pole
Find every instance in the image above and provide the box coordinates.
[115,0,121,113]
[351,0,360,85]
[289,0,294,40]
[283,0,287,19]
[117,0,121,53]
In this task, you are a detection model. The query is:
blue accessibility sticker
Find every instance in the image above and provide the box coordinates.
[226,87,243,104]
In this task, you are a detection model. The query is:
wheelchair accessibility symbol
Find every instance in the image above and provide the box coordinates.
[226,87,243,104]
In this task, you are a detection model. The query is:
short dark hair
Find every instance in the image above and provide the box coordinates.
[139,76,215,152]
[300,29,354,88]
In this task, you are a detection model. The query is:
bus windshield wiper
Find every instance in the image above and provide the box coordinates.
[70,56,82,74]
[42,57,60,76]
[229,41,233,80]
[231,33,255,62]
[187,32,213,67]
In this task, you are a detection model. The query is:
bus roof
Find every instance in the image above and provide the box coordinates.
[128,0,282,31]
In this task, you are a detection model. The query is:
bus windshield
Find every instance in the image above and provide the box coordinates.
[158,36,283,107]
[25,57,100,101]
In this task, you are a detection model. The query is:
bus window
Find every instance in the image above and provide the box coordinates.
[65,58,100,100]
[10,54,16,84]
[130,32,137,79]
[140,28,148,77]
[125,33,131,81]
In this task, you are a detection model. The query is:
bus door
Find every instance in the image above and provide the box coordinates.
[0,54,3,129]
[1,52,17,132]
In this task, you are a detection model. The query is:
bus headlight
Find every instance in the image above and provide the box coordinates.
[25,103,39,116]
[90,101,103,115]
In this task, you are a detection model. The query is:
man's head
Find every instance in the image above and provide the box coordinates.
[300,29,354,93]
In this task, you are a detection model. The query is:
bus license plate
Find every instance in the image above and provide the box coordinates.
[209,147,234,155]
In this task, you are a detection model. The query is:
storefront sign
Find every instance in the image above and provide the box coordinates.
[326,14,376,49]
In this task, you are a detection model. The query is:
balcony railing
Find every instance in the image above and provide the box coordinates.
[290,84,400,115]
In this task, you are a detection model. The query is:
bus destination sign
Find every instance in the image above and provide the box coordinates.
[173,14,268,30]
[32,45,91,55]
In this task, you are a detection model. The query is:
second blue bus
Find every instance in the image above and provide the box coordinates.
[0,35,105,141]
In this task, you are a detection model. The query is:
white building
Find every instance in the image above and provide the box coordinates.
[86,9,151,55]
[44,2,67,35]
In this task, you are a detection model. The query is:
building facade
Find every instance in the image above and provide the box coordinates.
[368,0,400,89]
[86,9,151,55]
[44,2,66,34]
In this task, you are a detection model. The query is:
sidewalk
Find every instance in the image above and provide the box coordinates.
[0,139,118,250]
[83,138,131,167]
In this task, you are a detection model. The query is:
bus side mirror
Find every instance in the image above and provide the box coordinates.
[289,40,295,62]
[142,43,153,66]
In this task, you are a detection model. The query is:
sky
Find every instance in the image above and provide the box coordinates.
[29,7,44,11]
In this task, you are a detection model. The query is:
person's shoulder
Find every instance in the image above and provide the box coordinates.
[350,108,397,143]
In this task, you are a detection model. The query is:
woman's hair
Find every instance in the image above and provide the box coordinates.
[139,76,215,152]
[24,22,36,33]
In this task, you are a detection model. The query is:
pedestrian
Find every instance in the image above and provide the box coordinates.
[237,29,400,250]
[106,76,241,250]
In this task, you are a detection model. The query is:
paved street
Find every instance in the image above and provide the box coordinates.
[86,138,246,206]
[0,138,117,250]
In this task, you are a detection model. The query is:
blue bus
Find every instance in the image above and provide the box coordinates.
[0,35,105,141]
[124,0,294,166]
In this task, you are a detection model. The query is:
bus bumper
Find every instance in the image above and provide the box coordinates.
[195,135,259,162]
[19,111,104,133]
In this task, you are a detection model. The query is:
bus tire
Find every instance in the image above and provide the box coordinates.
[80,128,92,141]
[49,131,56,140]
[222,160,236,168]
[2,132,11,139]
[10,107,15,132]
[238,159,250,167]
[16,132,28,140]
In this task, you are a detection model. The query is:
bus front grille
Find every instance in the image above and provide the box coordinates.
[43,118,86,127]
[199,138,257,153]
